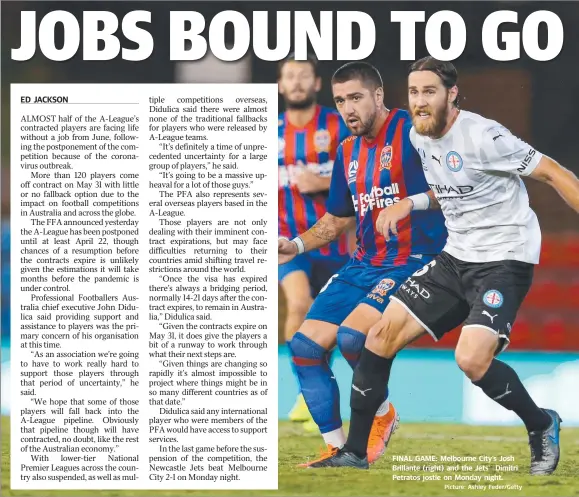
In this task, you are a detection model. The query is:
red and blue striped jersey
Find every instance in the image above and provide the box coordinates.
[278,105,351,258]
[327,109,447,267]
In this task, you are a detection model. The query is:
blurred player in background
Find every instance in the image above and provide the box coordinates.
[278,53,352,430]
[279,62,448,466]
[312,57,579,475]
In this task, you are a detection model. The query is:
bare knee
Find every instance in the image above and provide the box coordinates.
[366,318,404,358]
[455,345,493,381]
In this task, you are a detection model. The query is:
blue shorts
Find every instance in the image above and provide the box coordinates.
[279,252,349,298]
[306,256,432,325]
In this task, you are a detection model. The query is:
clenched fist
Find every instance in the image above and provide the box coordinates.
[278,237,298,265]
[375,198,413,241]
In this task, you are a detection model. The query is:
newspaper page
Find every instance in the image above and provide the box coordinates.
[2,3,579,497]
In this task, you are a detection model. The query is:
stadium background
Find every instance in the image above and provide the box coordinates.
[2,0,579,436]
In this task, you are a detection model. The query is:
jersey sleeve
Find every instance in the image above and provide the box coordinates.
[326,145,355,218]
[478,125,543,177]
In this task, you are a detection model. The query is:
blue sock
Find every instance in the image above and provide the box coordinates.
[337,326,389,401]
[289,332,341,433]
[287,340,301,394]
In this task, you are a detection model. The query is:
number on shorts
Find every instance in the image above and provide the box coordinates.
[320,274,339,293]
[412,259,436,277]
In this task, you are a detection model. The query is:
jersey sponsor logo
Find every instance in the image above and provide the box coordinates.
[400,277,431,300]
[352,184,400,215]
[379,145,393,171]
[314,129,331,153]
[483,289,504,308]
[279,161,334,187]
[429,183,474,197]
[517,148,536,173]
[347,160,359,184]
[446,151,463,172]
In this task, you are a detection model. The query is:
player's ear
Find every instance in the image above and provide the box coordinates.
[448,85,458,105]
[314,76,322,92]
[375,86,384,105]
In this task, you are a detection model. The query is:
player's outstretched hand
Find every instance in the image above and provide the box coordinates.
[278,237,298,265]
[375,198,413,241]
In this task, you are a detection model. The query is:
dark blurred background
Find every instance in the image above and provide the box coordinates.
[2,0,579,358]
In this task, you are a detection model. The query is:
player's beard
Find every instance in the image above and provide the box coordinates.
[412,103,448,138]
[284,87,317,110]
[348,109,377,136]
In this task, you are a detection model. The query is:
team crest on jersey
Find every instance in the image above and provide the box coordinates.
[372,278,396,297]
[446,151,463,172]
[483,289,504,309]
[379,145,393,171]
[347,160,359,184]
[278,137,285,158]
[314,129,331,153]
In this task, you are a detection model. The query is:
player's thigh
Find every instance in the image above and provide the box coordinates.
[340,265,420,335]
[341,303,382,335]
[364,298,427,355]
[279,256,313,315]
[304,265,370,349]
[461,259,534,357]
[389,252,471,343]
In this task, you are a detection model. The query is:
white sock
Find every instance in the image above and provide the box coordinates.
[322,428,346,448]
[375,398,390,417]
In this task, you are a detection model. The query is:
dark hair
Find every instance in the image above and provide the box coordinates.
[409,56,460,107]
[331,61,383,91]
[277,52,319,79]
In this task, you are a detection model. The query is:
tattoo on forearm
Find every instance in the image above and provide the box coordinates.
[311,219,336,241]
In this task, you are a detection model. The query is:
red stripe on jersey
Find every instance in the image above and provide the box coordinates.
[326,113,340,160]
[278,188,290,237]
[308,113,331,256]
[283,126,307,234]
[340,138,361,259]
[370,132,389,266]
[391,119,412,266]
[355,144,369,257]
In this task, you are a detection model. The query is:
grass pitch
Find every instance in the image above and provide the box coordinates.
[2,417,578,496]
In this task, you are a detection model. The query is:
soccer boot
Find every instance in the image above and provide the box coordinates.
[367,402,399,464]
[306,448,369,469]
[288,393,313,423]
[528,408,562,475]
[297,444,340,468]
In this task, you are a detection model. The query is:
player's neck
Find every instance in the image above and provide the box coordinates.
[285,104,318,128]
[363,107,390,143]
[436,107,460,139]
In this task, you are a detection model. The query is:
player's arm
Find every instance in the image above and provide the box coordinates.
[374,191,438,241]
[478,124,579,213]
[279,213,354,258]
[528,156,579,213]
[279,145,355,264]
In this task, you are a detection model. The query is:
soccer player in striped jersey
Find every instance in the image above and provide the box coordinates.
[278,54,352,429]
[278,61,448,466]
